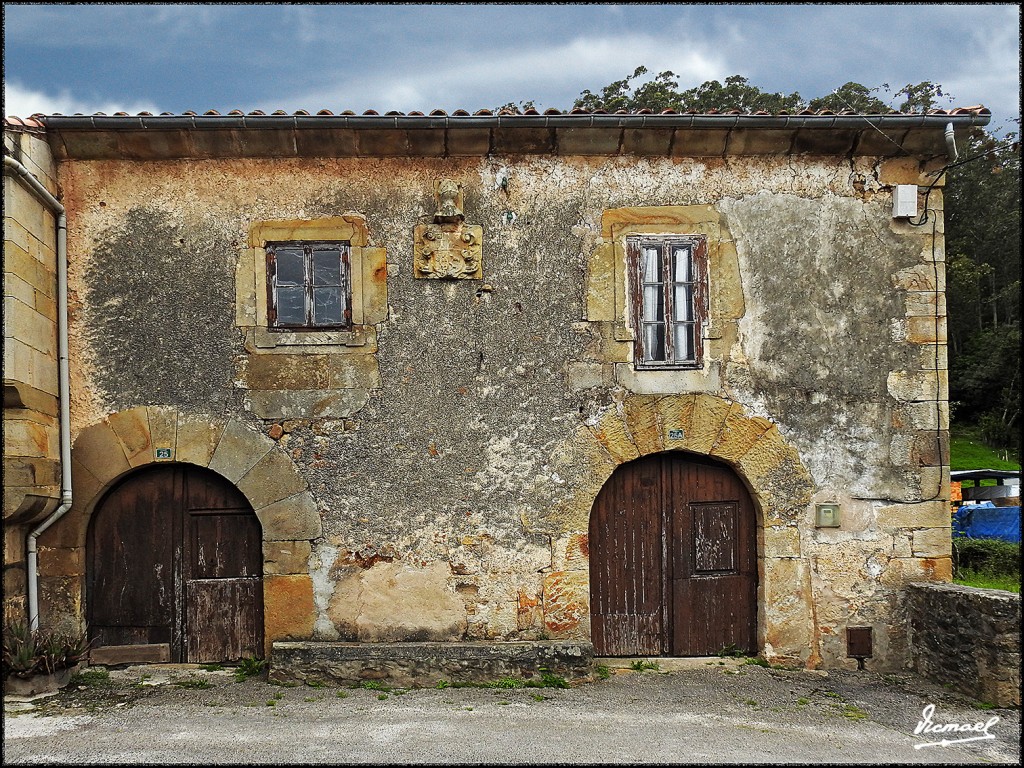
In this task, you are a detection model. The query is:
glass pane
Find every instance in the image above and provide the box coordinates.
[673,246,691,282]
[312,287,343,325]
[274,249,304,286]
[673,323,695,362]
[275,286,306,325]
[312,249,342,286]
[674,285,693,321]
[643,323,666,361]
[642,285,665,321]
[642,246,662,282]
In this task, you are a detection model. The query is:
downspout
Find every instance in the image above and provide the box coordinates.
[945,122,958,161]
[3,155,71,631]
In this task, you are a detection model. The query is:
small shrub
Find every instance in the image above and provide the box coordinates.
[952,537,1020,577]
[234,657,268,682]
[2,620,92,678]
[595,665,611,680]
[173,677,213,689]
[70,667,111,687]
[630,660,659,672]
[199,663,223,672]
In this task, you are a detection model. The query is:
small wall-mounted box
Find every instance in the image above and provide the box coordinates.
[893,185,918,218]
[815,503,841,528]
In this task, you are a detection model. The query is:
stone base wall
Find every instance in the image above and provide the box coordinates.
[906,582,1021,706]
[270,640,594,688]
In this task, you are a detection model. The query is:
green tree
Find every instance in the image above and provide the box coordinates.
[807,81,891,113]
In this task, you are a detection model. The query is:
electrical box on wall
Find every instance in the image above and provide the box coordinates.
[893,185,918,218]
[815,503,841,528]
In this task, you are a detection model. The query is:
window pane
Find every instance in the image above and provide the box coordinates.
[312,249,342,286]
[643,323,666,361]
[673,324,695,362]
[275,249,304,286]
[673,246,692,282]
[642,285,665,322]
[642,247,662,282]
[674,285,693,321]
[312,287,344,325]
[276,286,306,325]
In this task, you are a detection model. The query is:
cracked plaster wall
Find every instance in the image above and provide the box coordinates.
[51,152,950,669]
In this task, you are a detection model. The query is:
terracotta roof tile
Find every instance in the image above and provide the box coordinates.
[3,104,993,134]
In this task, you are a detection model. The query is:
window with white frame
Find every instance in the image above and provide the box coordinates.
[628,235,708,368]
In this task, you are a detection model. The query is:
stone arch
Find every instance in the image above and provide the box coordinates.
[571,393,819,667]
[37,406,320,652]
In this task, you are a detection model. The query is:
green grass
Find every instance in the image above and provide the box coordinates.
[950,429,1021,471]
[954,568,1021,593]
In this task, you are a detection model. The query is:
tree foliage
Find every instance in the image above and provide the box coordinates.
[945,127,1021,454]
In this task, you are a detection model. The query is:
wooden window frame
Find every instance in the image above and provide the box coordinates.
[627,235,708,369]
[266,240,351,331]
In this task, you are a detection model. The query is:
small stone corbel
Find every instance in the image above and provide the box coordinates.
[414,178,483,279]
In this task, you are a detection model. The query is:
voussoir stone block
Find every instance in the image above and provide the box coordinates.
[622,396,663,456]
[174,417,225,468]
[72,420,130,485]
[208,419,275,483]
[685,394,733,454]
[256,490,322,541]
[146,406,178,457]
[263,540,312,576]
[710,405,773,463]
[106,408,153,467]
[237,448,308,510]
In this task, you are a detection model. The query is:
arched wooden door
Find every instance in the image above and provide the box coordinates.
[87,464,263,662]
[589,452,757,656]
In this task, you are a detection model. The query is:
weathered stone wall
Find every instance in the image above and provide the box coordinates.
[906,582,1021,706]
[3,130,62,622]
[37,149,952,669]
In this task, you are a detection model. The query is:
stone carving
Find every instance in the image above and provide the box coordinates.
[414,178,483,279]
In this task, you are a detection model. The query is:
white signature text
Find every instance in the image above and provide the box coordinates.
[913,703,999,749]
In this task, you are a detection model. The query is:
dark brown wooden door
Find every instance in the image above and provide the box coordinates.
[87,464,263,662]
[589,452,756,656]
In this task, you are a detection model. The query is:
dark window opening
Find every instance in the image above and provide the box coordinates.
[628,236,707,368]
[266,241,350,330]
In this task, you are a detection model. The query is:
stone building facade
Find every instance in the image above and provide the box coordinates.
[3,107,990,671]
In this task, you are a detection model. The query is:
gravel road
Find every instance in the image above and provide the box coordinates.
[4,660,1020,764]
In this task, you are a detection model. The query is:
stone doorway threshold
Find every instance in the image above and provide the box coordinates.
[595,656,748,672]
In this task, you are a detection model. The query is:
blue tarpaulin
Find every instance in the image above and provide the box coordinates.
[953,503,1021,543]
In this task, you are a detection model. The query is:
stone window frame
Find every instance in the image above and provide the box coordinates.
[237,215,386,351]
[627,234,709,370]
[589,206,742,383]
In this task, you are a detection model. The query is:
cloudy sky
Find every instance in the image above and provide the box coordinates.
[3,4,1020,133]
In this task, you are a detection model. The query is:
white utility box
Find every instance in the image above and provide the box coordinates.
[893,184,918,218]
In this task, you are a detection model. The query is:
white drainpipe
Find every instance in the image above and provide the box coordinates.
[4,154,71,631]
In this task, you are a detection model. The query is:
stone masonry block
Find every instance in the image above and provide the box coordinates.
[263,540,312,576]
[106,408,153,467]
[72,421,130,485]
[147,406,178,459]
[763,526,802,558]
[590,412,640,465]
[37,546,83,578]
[175,417,225,467]
[685,394,733,454]
[208,419,275,483]
[361,246,389,325]
[907,315,946,344]
[542,570,589,637]
[887,370,947,402]
[912,527,952,558]
[876,501,952,529]
[586,243,615,322]
[710,407,774,464]
[656,393,696,448]
[3,419,50,458]
[237,448,308,510]
[256,490,323,541]
[264,574,317,653]
[622,396,663,457]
